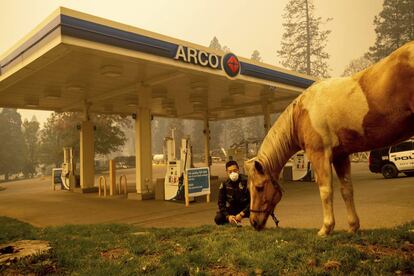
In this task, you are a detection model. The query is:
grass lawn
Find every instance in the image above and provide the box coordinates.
[0,217,413,275]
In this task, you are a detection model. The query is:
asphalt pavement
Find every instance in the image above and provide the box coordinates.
[0,162,412,232]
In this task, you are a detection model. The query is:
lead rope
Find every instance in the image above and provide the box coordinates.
[270,212,280,227]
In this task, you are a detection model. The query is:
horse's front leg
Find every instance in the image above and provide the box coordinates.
[333,155,360,233]
[309,149,335,236]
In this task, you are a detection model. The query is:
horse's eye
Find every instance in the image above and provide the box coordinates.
[255,186,264,192]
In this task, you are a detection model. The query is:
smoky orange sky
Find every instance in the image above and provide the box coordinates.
[0,0,383,125]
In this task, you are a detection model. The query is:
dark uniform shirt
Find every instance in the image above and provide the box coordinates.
[218,174,250,218]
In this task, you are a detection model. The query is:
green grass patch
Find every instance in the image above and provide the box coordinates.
[0,217,38,243]
[0,216,413,275]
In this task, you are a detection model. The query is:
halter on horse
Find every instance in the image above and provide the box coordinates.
[249,175,280,227]
[249,209,279,227]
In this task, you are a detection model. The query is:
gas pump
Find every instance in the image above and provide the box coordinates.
[291,151,312,181]
[283,150,313,181]
[164,129,192,200]
[61,147,77,190]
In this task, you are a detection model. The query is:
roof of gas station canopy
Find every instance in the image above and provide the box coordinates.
[0,7,316,121]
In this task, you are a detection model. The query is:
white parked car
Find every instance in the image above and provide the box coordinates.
[369,139,414,178]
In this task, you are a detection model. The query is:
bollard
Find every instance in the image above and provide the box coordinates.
[109,160,116,196]
[119,175,127,196]
[98,176,107,197]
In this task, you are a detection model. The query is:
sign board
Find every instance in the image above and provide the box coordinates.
[184,167,210,206]
[174,45,240,78]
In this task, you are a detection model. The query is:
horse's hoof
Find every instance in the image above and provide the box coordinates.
[317,229,328,237]
[348,222,360,234]
[318,223,334,236]
[347,228,358,234]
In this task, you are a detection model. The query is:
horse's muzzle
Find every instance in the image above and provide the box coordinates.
[250,217,266,231]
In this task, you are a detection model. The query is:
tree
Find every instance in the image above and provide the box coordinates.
[183,119,203,158]
[209,36,222,51]
[209,36,231,53]
[242,116,264,139]
[93,114,128,155]
[367,0,414,62]
[222,45,231,53]
[207,37,263,153]
[277,0,332,78]
[208,36,226,152]
[209,37,251,152]
[152,117,168,154]
[39,112,130,167]
[39,113,77,167]
[208,37,263,152]
[341,56,373,77]
[166,118,185,157]
[245,51,266,140]
[209,120,224,152]
[251,50,263,62]
[22,117,40,178]
[151,117,188,157]
[0,109,26,180]
[222,116,245,152]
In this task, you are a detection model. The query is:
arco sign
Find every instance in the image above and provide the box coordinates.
[174,45,240,78]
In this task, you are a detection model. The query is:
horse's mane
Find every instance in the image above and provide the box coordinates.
[257,100,300,179]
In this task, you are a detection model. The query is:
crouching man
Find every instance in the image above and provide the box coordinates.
[215,161,250,225]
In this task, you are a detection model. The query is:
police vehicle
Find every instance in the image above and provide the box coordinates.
[369,139,414,178]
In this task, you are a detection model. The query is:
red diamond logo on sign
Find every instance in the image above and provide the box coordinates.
[227,56,239,74]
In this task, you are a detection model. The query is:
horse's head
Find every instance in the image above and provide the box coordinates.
[245,158,282,231]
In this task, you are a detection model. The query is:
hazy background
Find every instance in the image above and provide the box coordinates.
[0,0,383,125]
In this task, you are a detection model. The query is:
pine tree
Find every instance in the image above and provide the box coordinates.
[22,117,40,178]
[366,0,414,62]
[251,50,263,62]
[0,109,26,180]
[342,56,373,77]
[208,36,225,152]
[208,36,222,51]
[151,117,166,154]
[182,119,203,159]
[240,50,265,141]
[277,0,332,78]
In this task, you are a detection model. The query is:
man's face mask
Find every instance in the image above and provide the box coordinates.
[229,172,239,182]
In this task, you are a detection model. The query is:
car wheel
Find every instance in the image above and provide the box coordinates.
[381,164,398,179]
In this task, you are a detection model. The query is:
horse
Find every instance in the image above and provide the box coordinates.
[245,40,414,236]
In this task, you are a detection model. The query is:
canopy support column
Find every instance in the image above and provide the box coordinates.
[80,102,95,189]
[203,112,210,168]
[263,103,271,134]
[133,87,152,199]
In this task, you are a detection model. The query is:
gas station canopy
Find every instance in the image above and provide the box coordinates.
[0,7,315,120]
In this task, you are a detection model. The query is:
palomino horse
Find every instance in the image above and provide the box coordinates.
[245,41,414,236]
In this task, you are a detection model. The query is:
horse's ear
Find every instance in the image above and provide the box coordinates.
[254,160,265,175]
